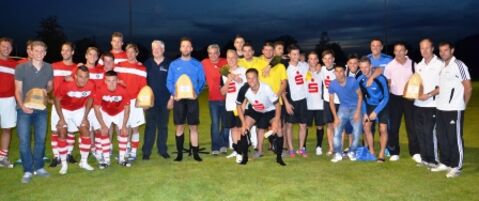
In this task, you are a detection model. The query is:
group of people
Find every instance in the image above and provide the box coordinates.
[0,32,472,184]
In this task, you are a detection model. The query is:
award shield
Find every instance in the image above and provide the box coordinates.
[24,88,47,110]
[403,73,423,100]
[136,85,154,109]
[175,74,195,100]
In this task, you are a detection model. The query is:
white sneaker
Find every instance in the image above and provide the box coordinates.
[412,154,422,164]
[79,162,94,171]
[446,168,461,178]
[59,162,68,175]
[315,146,323,156]
[235,154,243,164]
[431,164,450,172]
[226,151,238,159]
[390,155,400,161]
[331,153,342,163]
[347,152,357,161]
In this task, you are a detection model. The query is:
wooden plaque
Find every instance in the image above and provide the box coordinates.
[403,73,424,100]
[24,88,47,110]
[175,74,195,100]
[136,85,154,109]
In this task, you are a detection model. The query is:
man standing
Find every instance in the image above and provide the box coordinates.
[414,38,442,168]
[366,38,393,85]
[384,42,419,162]
[0,37,17,168]
[166,37,206,162]
[14,40,53,183]
[328,66,363,163]
[143,40,171,160]
[305,52,325,156]
[432,42,472,178]
[202,44,228,155]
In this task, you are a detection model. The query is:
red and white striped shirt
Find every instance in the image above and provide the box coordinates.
[94,85,130,116]
[55,80,95,111]
[115,61,147,99]
[52,61,76,94]
[0,58,17,97]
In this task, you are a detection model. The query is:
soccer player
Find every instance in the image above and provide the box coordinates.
[0,37,17,168]
[115,44,147,161]
[357,56,390,162]
[328,65,363,163]
[100,52,115,72]
[54,66,96,174]
[105,32,127,64]
[93,70,131,168]
[15,40,53,183]
[319,50,339,156]
[166,37,206,162]
[49,42,77,168]
[202,44,229,155]
[432,41,472,178]
[304,51,325,156]
[283,44,309,157]
[236,68,285,166]
[220,49,246,162]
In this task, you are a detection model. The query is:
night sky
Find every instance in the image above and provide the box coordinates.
[2,0,479,56]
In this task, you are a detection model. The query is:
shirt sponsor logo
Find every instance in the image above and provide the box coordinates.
[227,82,236,93]
[102,95,123,102]
[67,91,92,98]
[308,81,319,93]
[294,71,304,85]
[252,100,265,111]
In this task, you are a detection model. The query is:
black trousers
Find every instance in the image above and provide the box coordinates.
[436,110,464,169]
[387,94,418,156]
[142,102,170,156]
[414,106,437,164]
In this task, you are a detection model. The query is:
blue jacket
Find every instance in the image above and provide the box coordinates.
[166,57,205,96]
[357,74,389,115]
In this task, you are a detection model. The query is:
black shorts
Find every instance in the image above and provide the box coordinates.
[285,99,308,124]
[224,111,242,128]
[173,99,199,125]
[323,101,339,123]
[306,110,324,127]
[244,109,275,129]
[366,104,389,124]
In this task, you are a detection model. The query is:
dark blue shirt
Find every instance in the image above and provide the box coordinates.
[144,57,171,104]
[357,74,389,114]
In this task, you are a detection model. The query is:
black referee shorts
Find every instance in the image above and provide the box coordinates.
[173,99,200,125]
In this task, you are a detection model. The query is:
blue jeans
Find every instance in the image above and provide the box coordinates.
[208,101,229,151]
[17,109,48,173]
[333,107,362,154]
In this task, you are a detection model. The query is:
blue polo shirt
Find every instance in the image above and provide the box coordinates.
[166,57,205,96]
[357,74,389,114]
[367,53,393,69]
[328,77,359,108]
[145,57,171,104]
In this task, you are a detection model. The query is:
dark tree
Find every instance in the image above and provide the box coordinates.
[314,32,346,66]
[73,36,98,64]
[36,16,67,63]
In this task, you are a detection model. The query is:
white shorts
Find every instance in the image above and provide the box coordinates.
[0,97,16,128]
[128,99,145,128]
[92,110,126,130]
[51,107,97,133]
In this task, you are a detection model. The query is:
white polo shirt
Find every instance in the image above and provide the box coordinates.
[414,55,443,108]
[236,82,278,113]
[306,69,324,110]
[286,61,308,101]
[222,67,247,112]
[319,66,340,104]
[437,57,471,111]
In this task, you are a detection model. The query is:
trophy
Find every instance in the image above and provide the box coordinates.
[136,85,154,109]
[174,74,195,100]
[24,88,47,110]
[403,73,423,100]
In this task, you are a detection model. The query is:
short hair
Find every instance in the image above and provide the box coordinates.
[287,44,301,53]
[334,65,346,70]
[359,56,371,64]
[419,38,434,46]
[101,52,114,61]
[394,41,408,50]
[321,49,335,58]
[370,38,383,45]
[207,44,220,53]
[26,40,33,49]
[0,37,13,45]
[263,42,274,49]
[77,65,90,73]
[111,32,123,39]
[243,42,253,49]
[62,41,75,51]
[226,49,238,57]
[151,40,165,49]
[179,37,193,46]
[104,70,118,77]
[31,40,47,50]
[125,43,139,53]
[234,34,245,41]
[273,41,285,48]
[86,47,99,54]
[439,41,454,49]
[246,68,259,76]
[347,53,359,61]
[307,51,318,58]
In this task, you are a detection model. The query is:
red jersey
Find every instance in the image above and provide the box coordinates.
[202,58,227,101]
[112,51,127,64]
[94,85,130,116]
[55,80,95,111]
[0,58,17,97]
[115,61,147,100]
[52,61,76,94]
[72,65,105,90]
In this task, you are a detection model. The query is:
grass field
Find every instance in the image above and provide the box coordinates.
[0,83,478,201]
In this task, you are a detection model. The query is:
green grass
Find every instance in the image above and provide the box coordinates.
[1,83,479,201]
